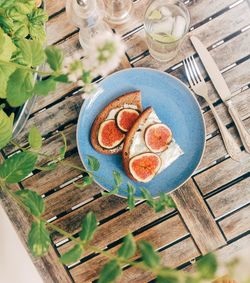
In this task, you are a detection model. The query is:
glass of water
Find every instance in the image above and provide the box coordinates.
[144,0,190,62]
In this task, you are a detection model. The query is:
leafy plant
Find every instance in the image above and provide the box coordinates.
[0,1,244,283]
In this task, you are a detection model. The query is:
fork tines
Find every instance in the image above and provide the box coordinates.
[183,56,204,86]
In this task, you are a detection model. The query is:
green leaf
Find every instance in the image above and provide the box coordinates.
[7,69,34,107]
[74,175,93,189]
[0,64,16,98]
[196,253,217,279]
[138,240,160,268]
[79,211,97,242]
[0,28,16,60]
[16,39,45,67]
[15,189,44,217]
[0,151,37,183]
[59,131,67,159]
[28,126,42,150]
[54,74,69,83]
[140,187,155,208]
[36,163,57,171]
[98,259,122,283]
[28,220,50,257]
[45,46,64,72]
[28,8,48,25]
[156,275,178,283]
[33,78,57,96]
[117,234,136,260]
[127,182,136,210]
[29,24,46,43]
[101,186,119,196]
[113,170,122,187]
[87,155,100,171]
[0,109,14,149]
[60,244,83,265]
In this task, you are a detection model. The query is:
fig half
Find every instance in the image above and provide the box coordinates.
[116,108,140,132]
[145,123,172,153]
[129,152,161,182]
[98,120,125,149]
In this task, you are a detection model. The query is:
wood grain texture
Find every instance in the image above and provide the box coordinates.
[134,1,250,70]
[126,0,242,59]
[0,156,71,283]
[57,203,175,254]
[70,214,188,282]
[207,178,250,218]
[116,237,200,283]
[171,179,226,254]
[44,180,101,220]
[45,0,65,17]
[22,152,82,195]
[195,149,250,195]
[219,205,250,240]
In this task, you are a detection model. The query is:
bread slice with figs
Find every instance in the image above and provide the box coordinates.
[123,107,183,183]
[90,91,143,154]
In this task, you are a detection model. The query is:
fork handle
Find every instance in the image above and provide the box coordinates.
[207,100,241,161]
[227,100,250,153]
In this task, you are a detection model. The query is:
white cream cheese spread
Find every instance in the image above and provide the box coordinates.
[129,110,183,174]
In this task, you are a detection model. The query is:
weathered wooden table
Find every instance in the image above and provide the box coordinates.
[1,0,250,282]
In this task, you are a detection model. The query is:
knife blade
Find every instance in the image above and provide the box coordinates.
[190,35,250,153]
[190,36,232,101]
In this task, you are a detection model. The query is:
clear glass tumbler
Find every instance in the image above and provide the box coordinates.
[103,0,133,25]
[144,0,190,62]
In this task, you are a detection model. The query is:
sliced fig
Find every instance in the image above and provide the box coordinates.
[145,123,172,153]
[98,120,125,149]
[116,108,140,132]
[129,152,161,183]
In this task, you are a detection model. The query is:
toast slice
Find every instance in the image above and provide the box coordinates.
[123,107,183,182]
[90,91,142,154]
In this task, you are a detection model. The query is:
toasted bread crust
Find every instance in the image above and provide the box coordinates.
[122,107,153,181]
[90,91,142,155]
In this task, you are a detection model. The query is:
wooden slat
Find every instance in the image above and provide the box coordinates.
[203,79,250,136]
[51,194,128,242]
[207,178,250,218]
[5,94,83,155]
[57,203,174,253]
[116,237,200,283]
[22,152,82,195]
[126,0,242,59]
[45,0,65,17]
[219,205,250,240]
[44,180,101,220]
[46,12,77,45]
[0,157,71,283]
[32,82,78,114]
[70,214,188,282]
[195,149,250,195]
[171,179,226,254]
[133,1,250,70]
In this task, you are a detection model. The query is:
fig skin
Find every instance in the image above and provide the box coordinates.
[98,120,125,149]
[116,108,140,133]
[129,152,161,183]
[145,123,172,153]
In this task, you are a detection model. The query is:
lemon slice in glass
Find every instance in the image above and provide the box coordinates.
[151,33,177,43]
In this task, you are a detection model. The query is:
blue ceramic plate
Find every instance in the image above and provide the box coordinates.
[77,68,205,198]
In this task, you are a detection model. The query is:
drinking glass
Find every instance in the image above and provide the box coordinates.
[144,0,190,62]
[103,0,133,24]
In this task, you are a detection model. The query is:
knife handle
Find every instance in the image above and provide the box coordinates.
[207,100,241,161]
[227,100,250,153]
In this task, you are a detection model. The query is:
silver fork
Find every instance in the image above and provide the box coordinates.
[183,56,241,161]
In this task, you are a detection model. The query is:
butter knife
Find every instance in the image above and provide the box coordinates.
[190,36,250,153]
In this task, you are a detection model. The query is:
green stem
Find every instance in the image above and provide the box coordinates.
[0,59,53,76]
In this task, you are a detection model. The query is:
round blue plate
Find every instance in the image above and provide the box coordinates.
[77,68,205,198]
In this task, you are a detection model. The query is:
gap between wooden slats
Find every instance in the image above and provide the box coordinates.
[69,214,190,282]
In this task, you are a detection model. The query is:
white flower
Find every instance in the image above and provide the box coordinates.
[84,31,125,77]
[62,51,84,82]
